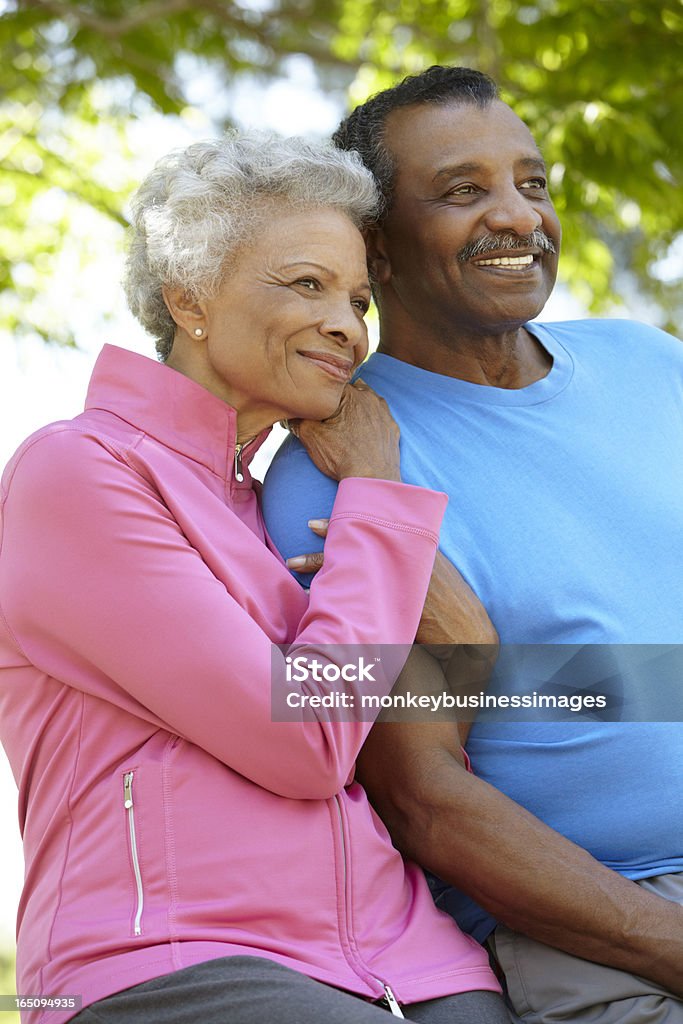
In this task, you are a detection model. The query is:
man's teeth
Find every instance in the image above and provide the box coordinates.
[475,254,534,267]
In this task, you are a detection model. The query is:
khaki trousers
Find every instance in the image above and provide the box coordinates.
[489,873,683,1023]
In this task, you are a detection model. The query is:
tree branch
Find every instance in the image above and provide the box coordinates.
[18,0,197,37]
[17,0,361,73]
[4,161,129,226]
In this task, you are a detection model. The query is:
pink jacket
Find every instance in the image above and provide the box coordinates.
[0,345,498,1023]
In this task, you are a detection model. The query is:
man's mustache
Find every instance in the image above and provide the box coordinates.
[458,230,557,262]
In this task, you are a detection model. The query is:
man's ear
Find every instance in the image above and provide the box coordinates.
[162,286,207,338]
[364,225,392,286]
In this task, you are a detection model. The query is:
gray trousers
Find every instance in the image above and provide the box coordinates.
[489,872,683,1023]
[71,955,511,1024]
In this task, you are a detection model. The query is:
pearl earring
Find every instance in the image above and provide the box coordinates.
[194,327,203,337]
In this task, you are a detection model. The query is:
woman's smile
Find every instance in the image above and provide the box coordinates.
[296,348,356,382]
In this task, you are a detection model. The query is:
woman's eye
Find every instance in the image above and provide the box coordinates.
[446,183,478,196]
[295,277,319,290]
[352,297,370,314]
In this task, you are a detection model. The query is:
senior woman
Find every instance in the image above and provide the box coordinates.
[0,133,506,1024]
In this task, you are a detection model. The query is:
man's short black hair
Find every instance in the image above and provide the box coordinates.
[333,65,498,218]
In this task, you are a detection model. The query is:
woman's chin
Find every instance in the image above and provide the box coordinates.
[293,395,345,424]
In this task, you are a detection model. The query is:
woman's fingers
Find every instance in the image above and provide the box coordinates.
[297,382,401,483]
[286,551,325,573]
[307,518,329,537]
[285,520,328,574]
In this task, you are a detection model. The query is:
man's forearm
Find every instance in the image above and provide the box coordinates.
[357,730,683,996]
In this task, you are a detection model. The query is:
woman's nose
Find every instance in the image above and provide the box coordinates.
[320,300,366,347]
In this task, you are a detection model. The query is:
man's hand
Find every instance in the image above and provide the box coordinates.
[356,715,683,997]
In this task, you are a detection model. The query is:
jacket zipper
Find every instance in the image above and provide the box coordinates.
[378,985,405,1018]
[333,796,405,1017]
[123,771,144,936]
[234,443,246,483]
[234,436,260,485]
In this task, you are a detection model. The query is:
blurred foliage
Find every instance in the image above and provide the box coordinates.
[1,0,681,344]
[338,0,682,332]
[0,948,19,1024]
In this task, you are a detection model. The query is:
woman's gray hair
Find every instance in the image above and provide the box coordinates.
[124,130,381,361]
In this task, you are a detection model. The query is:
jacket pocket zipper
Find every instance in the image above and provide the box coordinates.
[123,771,144,936]
[333,797,405,1016]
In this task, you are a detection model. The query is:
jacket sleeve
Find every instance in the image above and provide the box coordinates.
[0,427,446,800]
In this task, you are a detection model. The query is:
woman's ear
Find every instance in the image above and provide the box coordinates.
[162,286,207,339]
[364,225,392,286]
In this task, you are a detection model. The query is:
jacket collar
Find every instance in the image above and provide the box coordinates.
[85,344,271,481]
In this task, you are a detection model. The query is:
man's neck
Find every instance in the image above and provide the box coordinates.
[376,319,553,389]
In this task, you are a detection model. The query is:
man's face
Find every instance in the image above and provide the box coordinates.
[373,100,561,336]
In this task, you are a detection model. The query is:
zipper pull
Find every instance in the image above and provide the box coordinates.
[382,985,405,1018]
[123,772,133,809]
[234,444,245,483]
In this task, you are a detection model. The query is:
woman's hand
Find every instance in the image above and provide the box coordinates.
[286,518,328,574]
[284,522,497,746]
[291,380,401,482]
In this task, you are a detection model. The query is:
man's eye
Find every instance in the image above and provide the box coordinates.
[295,277,319,290]
[352,297,370,314]
[520,177,547,190]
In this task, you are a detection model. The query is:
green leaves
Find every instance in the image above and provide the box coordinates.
[334,0,682,331]
[0,949,18,1024]
[1,0,681,344]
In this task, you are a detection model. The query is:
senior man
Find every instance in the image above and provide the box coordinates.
[262,66,683,1021]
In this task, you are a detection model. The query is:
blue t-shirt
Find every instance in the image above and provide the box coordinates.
[262,319,683,940]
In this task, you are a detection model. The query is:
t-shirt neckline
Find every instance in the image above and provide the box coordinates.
[363,321,574,407]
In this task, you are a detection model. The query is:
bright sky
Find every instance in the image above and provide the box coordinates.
[0,57,675,950]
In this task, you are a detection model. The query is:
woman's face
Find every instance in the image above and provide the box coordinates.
[190,205,372,436]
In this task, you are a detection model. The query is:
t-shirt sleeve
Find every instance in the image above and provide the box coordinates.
[262,433,340,585]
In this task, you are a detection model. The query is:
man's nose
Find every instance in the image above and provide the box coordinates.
[483,184,543,236]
